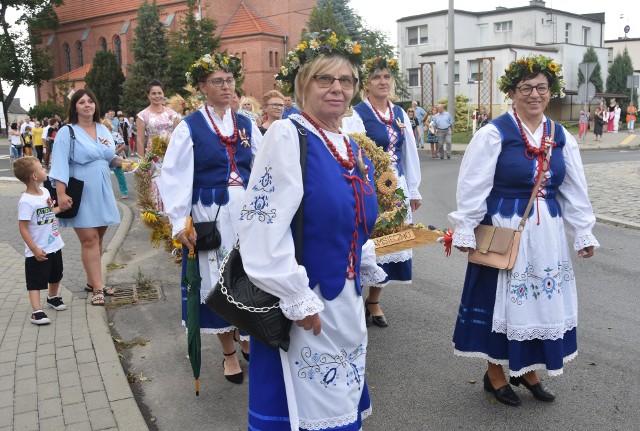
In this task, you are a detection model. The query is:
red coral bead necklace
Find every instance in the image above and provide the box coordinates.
[205,105,238,146]
[301,112,355,170]
[513,108,547,160]
[369,98,393,125]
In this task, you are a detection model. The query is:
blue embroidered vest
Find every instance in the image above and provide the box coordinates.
[184,110,253,206]
[290,123,378,301]
[353,102,406,176]
[487,113,566,218]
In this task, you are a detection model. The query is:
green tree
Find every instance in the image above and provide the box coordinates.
[577,46,604,93]
[84,50,125,113]
[120,0,169,116]
[606,47,635,119]
[0,1,62,126]
[316,0,357,39]
[166,0,219,96]
[306,1,347,38]
[28,100,65,120]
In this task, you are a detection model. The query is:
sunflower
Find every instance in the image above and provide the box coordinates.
[376,171,397,195]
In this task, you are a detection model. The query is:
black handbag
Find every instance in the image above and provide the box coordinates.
[205,121,308,351]
[44,125,84,219]
[194,204,222,252]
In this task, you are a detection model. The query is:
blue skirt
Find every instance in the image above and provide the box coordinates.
[452,262,577,376]
[378,258,412,285]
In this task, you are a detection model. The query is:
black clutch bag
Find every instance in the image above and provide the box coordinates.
[205,247,292,351]
[194,221,220,251]
[44,125,84,219]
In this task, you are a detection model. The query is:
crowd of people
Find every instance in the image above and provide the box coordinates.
[11,29,604,429]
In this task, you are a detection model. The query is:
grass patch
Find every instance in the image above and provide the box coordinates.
[106,263,125,271]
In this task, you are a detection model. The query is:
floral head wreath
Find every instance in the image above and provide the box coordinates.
[362,56,400,83]
[186,52,244,89]
[498,54,565,99]
[275,29,363,94]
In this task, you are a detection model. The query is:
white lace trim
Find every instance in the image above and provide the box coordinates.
[279,289,325,321]
[182,322,235,334]
[361,406,372,421]
[376,249,412,264]
[492,316,578,341]
[409,189,422,200]
[370,279,412,288]
[452,230,476,249]
[299,410,358,430]
[453,347,578,377]
[574,233,600,251]
[360,265,387,286]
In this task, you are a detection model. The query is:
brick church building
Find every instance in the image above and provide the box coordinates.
[37,0,315,105]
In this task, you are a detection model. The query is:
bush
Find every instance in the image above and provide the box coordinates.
[438,94,472,132]
[28,102,66,121]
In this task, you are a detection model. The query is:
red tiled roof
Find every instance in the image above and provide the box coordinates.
[220,2,283,39]
[54,0,185,24]
[55,64,92,81]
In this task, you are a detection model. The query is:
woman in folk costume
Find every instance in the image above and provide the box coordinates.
[159,52,262,384]
[449,54,599,406]
[239,30,385,430]
[342,56,422,328]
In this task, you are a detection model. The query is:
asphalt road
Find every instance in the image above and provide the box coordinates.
[102,150,640,431]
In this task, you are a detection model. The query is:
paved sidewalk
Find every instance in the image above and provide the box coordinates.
[0,180,147,431]
[0,128,637,430]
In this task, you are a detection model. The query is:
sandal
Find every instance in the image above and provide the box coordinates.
[85,283,115,296]
[91,292,105,306]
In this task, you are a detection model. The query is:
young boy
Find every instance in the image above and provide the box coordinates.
[22,125,33,156]
[13,156,66,325]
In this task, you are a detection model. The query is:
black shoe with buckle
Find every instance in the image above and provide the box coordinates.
[222,351,243,384]
[483,372,521,406]
[509,376,556,402]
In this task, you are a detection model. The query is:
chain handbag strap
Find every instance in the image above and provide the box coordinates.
[216,121,308,313]
[217,245,281,313]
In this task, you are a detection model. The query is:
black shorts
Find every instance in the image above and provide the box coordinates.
[25,249,63,291]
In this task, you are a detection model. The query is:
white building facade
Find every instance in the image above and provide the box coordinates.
[397,0,608,121]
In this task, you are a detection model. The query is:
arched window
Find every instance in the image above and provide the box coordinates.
[99,37,107,52]
[242,52,246,67]
[76,41,83,67]
[274,51,279,67]
[269,51,273,68]
[113,36,122,66]
[63,43,71,72]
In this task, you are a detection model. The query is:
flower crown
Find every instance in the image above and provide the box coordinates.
[186,52,244,88]
[275,29,363,94]
[362,56,400,82]
[498,54,565,98]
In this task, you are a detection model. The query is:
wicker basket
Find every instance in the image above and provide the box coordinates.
[373,226,444,256]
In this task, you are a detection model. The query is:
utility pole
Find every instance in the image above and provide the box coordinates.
[447,0,455,124]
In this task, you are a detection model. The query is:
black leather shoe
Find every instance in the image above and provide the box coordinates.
[510,376,556,402]
[365,300,388,328]
[483,372,521,406]
[223,351,244,384]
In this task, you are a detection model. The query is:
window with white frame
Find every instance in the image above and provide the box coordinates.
[582,27,591,45]
[565,23,571,43]
[444,61,460,84]
[468,60,479,81]
[408,68,419,87]
[495,21,512,32]
[407,25,428,45]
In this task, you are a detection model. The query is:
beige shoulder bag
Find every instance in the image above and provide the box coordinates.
[467,121,555,270]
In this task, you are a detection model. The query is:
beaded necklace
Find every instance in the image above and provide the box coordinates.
[512,108,549,161]
[369,98,393,125]
[301,112,355,170]
[205,105,238,146]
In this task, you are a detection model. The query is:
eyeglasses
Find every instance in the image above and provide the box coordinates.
[208,77,236,88]
[267,103,285,109]
[407,110,414,112]
[312,74,358,90]
[516,83,550,96]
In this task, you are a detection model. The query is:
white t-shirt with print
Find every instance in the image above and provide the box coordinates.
[18,188,65,257]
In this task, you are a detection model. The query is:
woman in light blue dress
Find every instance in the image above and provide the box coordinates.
[49,89,127,306]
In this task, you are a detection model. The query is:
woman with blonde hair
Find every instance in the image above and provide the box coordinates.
[239,96,261,126]
[258,89,285,134]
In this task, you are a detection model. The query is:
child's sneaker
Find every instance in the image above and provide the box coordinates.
[46,296,67,311]
[31,311,51,325]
